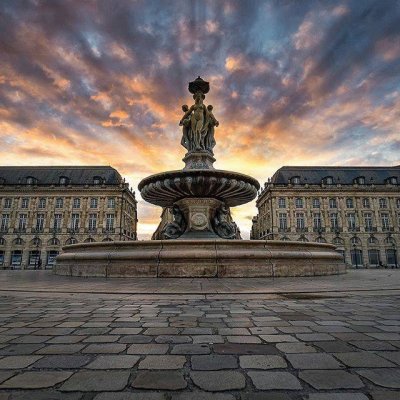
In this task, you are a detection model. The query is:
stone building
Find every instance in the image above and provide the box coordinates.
[251,166,400,268]
[0,166,137,269]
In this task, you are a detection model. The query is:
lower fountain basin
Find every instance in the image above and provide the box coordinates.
[54,240,346,278]
[138,169,260,207]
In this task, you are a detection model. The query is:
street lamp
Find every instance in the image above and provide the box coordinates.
[353,243,358,269]
[392,242,398,269]
[34,236,41,270]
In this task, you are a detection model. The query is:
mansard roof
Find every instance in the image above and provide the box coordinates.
[270,166,400,185]
[0,166,123,185]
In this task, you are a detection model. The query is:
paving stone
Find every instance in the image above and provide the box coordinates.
[0,371,16,384]
[34,328,75,336]
[247,371,302,390]
[155,335,191,344]
[144,328,180,335]
[47,335,85,344]
[214,343,279,355]
[74,328,111,335]
[0,344,44,355]
[191,370,246,391]
[286,353,343,369]
[191,354,238,370]
[83,343,126,353]
[192,335,224,344]
[276,342,317,353]
[127,344,168,354]
[132,371,187,390]
[138,355,186,369]
[314,341,356,353]
[10,335,52,344]
[0,355,42,369]
[349,341,397,351]
[304,394,368,400]
[119,335,153,343]
[278,326,313,334]
[182,328,213,335]
[374,351,400,365]
[32,355,92,369]
[249,327,278,335]
[94,393,165,400]
[109,328,142,334]
[367,332,400,340]
[333,351,396,367]
[0,371,72,389]
[356,368,400,388]
[332,333,373,341]
[369,392,400,400]
[172,393,235,400]
[260,334,298,343]
[218,328,250,335]
[299,370,364,389]
[240,355,287,369]
[296,333,335,342]
[86,355,140,369]
[227,335,261,344]
[171,344,210,354]
[61,370,130,391]
[82,335,119,343]
[7,391,83,400]
[240,393,292,400]
[36,344,85,354]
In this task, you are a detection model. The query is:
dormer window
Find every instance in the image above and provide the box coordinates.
[291,176,300,185]
[356,176,365,185]
[387,176,398,185]
[59,176,69,186]
[0,178,5,185]
[93,176,102,185]
[26,176,36,185]
[323,176,333,185]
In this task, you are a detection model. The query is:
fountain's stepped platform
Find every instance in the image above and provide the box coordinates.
[54,240,345,278]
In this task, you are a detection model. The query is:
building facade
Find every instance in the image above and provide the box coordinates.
[0,166,137,269]
[251,166,400,268]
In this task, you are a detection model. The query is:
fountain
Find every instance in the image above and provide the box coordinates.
[55,77,345,278]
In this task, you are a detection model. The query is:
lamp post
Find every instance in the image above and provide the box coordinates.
[353,243,358,269]
[392,242,398,269]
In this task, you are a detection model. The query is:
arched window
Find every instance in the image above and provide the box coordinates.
[48,238,60,246]
[368,237,378,245]
[26,176,36,185]
[384,237,395,245]
[102,238,113,242]
[84,237,95,243]
[66,237,78,245]
[59,176,69,185]
[355,176,365,185]
[333,237,344,245]
[13,238,24,245]
[31,237,41,246]
[0,238,5,245]
[93,176,102,185]
[291,176,300,184]
[351,236,361,245]
[323,176,334,185]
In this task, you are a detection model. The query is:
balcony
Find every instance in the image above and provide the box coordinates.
[14,228,27,234]
[0,228,8,233]
[348,226,361,232]
[102,228,115,234]
[67,228,79,234]
[296,227,308,233]
[85,228,97,234]
[364,226,377,232]
[31,228,44,233]
[329,227,342,233]
[313,227,326,233]
[49,228,61,234]
[382,227,394,232]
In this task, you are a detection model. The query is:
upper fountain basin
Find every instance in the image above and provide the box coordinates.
[138,169,260,207]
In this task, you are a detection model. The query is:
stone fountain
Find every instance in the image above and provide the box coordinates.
[55,77,345,278]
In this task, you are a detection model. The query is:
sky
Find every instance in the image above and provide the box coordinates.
[1,0,400,239]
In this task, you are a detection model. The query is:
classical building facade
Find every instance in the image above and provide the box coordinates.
[0,166,137,269]
[251,166,400,268]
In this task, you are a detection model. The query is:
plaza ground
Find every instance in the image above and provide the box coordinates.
[0,269,398,399]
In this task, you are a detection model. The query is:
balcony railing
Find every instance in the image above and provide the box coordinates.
[49,228,61,234]
[365,226,377,232]
[85,228,97,233]
[31,227,44,233]
[382,227,394,232]
[0,228,8,233]
[296,227,308,233]
[313,227,326,233]
[14,228,27,233]
[67,228,79,234]
[278,228,289,233]
[102,228,115,233]
[348,226,361,232]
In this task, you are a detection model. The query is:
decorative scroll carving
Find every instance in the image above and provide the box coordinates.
[213,205,237,240]
[162,205,186,239]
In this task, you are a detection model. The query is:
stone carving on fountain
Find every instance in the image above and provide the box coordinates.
[138,76,260,240]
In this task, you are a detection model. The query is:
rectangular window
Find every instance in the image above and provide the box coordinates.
[330,213,338,229]
[313,213,321,229]
[379,198,387,209]
[53,213,62,230]
[312,198,320,208]
[21,198,29,209]
[0,251,4,265]
[364,213,373,231]
[329,198,337,209]
[18,214,27,230]
[296,212,305,229]
[381,213,390,230]
[346,198,354,208]
[72,198,81,209]
[46,251,59,267]
[71,213,80,231]
[3,198,12,209]
[36,213,45,231]
[11,250,22,266]
[295,198,303,208]
[386,249,396,266]
[347,213,356,229]
[397,198,400,208]
[107,197,116,209]
[278,197,286,208]
[1,214,9,231]
[55,198,64,208]
[363,198,370,208]
[90,198,98,209]
[88,213,97,231]
[106,213,115,231]
[368,249,380,266]
[38,198,46,209]
[278,213,287,230]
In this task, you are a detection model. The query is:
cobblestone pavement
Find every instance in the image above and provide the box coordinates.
[0,271,398,399]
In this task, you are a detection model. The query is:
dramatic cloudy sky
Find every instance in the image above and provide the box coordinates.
[1,0,400,238]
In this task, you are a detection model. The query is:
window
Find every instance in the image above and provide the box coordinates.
[386,249,397,266]
[36,214,45,232]
[364,213,373,231]
[0,238,5,245]
[363,198,370,208]
[296,212,305,229]
[26,177,35,185]
[329,198,337,209]
[292,176,300,184]
[21,198,29,209]
[357,176,365,185]
[295,197,303,208]
[381,213,390,230]
[313,213,321,229]
[346,198,354,208]
[49,237,60,246]
[389,177,398,185]
[316,237,326,243]
[46,251,59,267]
[278,213,287,230]
[71,213,80,231]
[397,198,400,208]
[38,198,46,209]
[1,214,9,232]
[368,236,378,245]
[0,251,4,265]
[55,198,63,208]
[351,249,363,266]
[107,197,116,209]
[66,237,78,245]
[59,176,68,185]
[13,238,23,245]
[312,198,320,208]
[73,198,81,209]
[330,213,338,229]
[11,250,22,266]
[18,214,27,231]
[347,213,356,229]
[278,197,286,209]
[53,213,62,230]
[28,251,40,267]
[379,198,387,209]
[106,214,115,231]
[84,237,95,243]
[3,198,12,209]
[88,213,97,231]
[32,237,41,246]
[93,176,102,185]
[325,176,333,185]
[333,237,344,245]
[90,198,98,209]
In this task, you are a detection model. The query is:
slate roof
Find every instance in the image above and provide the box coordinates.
[271,166,400,185]
[0,166,123,185]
